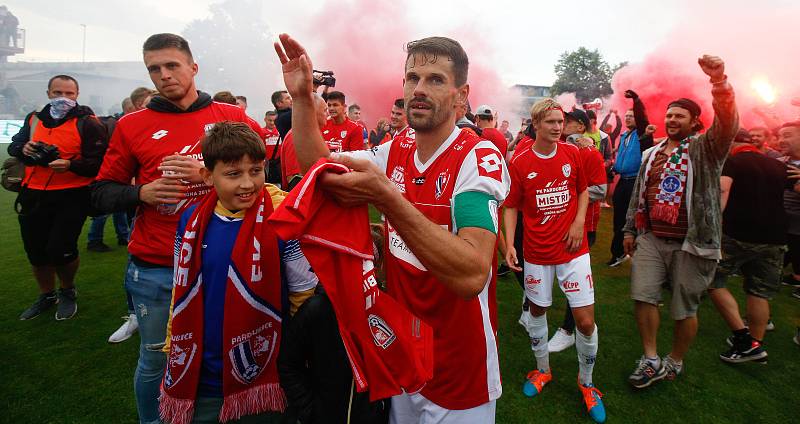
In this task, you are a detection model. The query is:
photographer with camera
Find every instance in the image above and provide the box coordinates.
[7,74,108,321]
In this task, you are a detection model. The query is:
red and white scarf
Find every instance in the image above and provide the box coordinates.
[160,188,286,424]
[635,138,691,230]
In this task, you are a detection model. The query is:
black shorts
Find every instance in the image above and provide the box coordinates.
[17,186,89,266]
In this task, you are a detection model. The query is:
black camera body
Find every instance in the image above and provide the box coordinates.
[313,70,336,87]
[27,142,61,166]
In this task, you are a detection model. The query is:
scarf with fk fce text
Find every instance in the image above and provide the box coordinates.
[636,137,691,230]
[160,188,286,424]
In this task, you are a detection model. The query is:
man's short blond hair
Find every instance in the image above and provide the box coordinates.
[530,98,563,125]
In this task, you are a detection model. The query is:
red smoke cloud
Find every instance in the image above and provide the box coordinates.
[609,1,800,136]
[303,0,515,128]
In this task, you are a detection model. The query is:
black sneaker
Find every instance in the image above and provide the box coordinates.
[55,288,77,320]
[497,263,511,276]
[87,240,112,252]
[782,275,800,287]
[606,255,630,267]
[628,356,666,389]
[19,293,57,320]
[720,340,768,364]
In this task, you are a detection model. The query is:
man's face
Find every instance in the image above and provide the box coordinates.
[202,156,265,212]
[664,106,696,140]
[327,99,345,122]
[278,92,292,109]
[264,114,276,130]
[144,48,198,102]
[390,105,407,129]
[534,110,564,143]
[236,98,247,110]
[500,120,509,132]
[476,115,494,129]
[779,126,800,156]
[749,128,767,149]
[348,108,361,122]
[624,110,636,129]
[563,117,585,137]
[47,78,79,101]
[403,53,466,132]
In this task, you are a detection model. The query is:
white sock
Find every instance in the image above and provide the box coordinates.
[527,312,549,372]
[576,324,598,386]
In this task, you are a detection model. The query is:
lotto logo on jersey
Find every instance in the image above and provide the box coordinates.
[152,129,169,140]
[476,148,503,182]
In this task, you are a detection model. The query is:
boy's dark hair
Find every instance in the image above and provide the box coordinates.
[265,110,277,118]
[405,36,469,87]
[142,33,193,61]
[47,74,79,91]
[348,104,360,113]
[394,98,404,108]
[271,90,288,108]
[202,121,266,170]
[326,91,346,104]
[235,95,247,103]
[213,91,237,105]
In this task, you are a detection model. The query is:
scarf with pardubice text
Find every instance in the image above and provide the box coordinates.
[635,137,691,230]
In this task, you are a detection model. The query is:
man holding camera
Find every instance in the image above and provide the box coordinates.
[8,74,108,321]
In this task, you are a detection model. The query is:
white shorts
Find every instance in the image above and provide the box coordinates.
[523,253,595,308]
[390,392,496,424]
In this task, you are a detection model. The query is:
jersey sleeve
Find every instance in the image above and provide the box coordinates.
[341,140,392,173]
[280,239,319,293]
[96,122,137,183]
[451,141,511,233]
[503,156,524,209]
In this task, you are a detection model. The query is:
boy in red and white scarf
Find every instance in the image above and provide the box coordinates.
[161,122,318,424]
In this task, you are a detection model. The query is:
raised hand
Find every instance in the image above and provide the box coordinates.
[698,55,725,81]
[624,90,638,99]
[274,34,314,99]
[645,124,657,136]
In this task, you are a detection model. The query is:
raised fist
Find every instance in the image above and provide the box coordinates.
[645,124,657,135]
[624,90,638,99]
[698,55,725,81]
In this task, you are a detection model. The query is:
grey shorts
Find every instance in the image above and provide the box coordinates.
[711,235,786,300]
[630,232,717,320]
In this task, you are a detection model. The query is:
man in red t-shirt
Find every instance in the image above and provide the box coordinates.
[263,110,280,158]
[281,94,328,190]
[503,99,605,423]
[90,33,264,424]
[474,104,508,156]
[322,91,364,152]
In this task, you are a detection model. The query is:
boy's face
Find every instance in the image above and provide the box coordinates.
[201,155,265,211]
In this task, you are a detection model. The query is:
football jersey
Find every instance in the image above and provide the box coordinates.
[512,135,534,160]
[280,130,300,188]
[506,142,589,265]
[321,117,364,152]
[481,127,509,157]
[263,126,280,159]
[96,100,263,266]
[347,127,509,410]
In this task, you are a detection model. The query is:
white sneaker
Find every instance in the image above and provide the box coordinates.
[108,314,139,343]
[548,328,576,352]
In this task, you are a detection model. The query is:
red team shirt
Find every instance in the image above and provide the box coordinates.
[96,101,263,266]
[322,117,364,152]
[263,126,280,159]
[481,127,509,157]
[506,142,589,265]
[349,127,509,410]
[279,130,301,188]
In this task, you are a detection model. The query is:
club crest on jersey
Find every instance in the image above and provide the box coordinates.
[203,123,215,133]
[340,130,348,138]
[390,166,406,193]
[229,330,277,384]
[435,171,450,199]
[562,164,571,177]
[368,314,396,349]
[164,339,197,388]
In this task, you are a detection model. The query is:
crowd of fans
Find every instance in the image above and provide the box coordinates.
[6,31,800,424]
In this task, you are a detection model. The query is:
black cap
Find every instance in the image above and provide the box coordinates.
[564,108,590,130]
